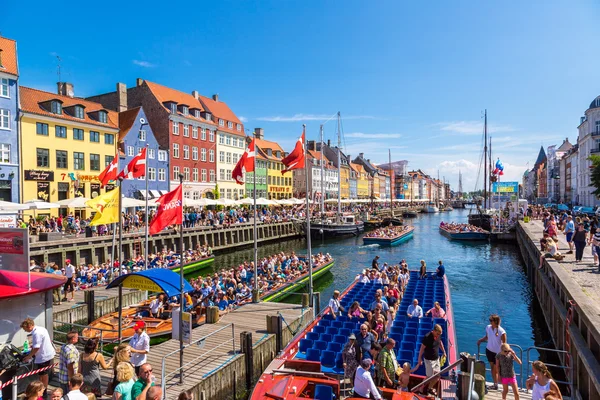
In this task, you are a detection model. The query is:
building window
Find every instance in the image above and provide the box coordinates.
[73,128,84,140]
[173,166,180,180]
[201,128,206,140]
[228,121,233,129]
[226,152,232,164]
[183,167,190,181]
[56,150,68,169]
[183,145,189,159]
[219,134,225,145]
[37,148,49,167]
[51,101,62,115]
[158,150,167,161]
[170,103,177,114]
[209,149,214,162]
[173,121,179,135]
[74,152,84,170]
[201,169,207,182]
[220,188,225,198]
[90,131,100,142]
[137,129,146,141]
[209,130,214,142]
[205,113,212,122]
[596,120,600,134]
[36,122,49,136]
[173,143,179,158]
[98,111,108,123]
[105,133,115,144]
[192,126,198,139]
[226,170,231,181]
[192,147,198,160]
[232,153,238,164]
[209,170,215,182]
[226,136,231,146]
[192,168,198,182]
[0,144,9,163]
[148,167,156,181]
[219,119,224,126]
[237,123,242,132]
[158,168,166,181]
[148,148,155,159]
[219,169,225,181]
[183,125,189,137]
[195,110,201,118]
[182,106,189,115]
[105,155,113,167]
[127,146,134,156]
[219,151,225,163]
[74,106,85,119]
[56,125,67,138]
[226,188,232,198]
[90,153,100,170]
[0,79,8,98]
[0,110,9,129]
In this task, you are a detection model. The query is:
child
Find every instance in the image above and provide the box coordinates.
[496,343,522,400]
[397,362,418,392]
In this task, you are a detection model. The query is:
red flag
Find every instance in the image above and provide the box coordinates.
[232,139,255,185]
[118,147,147,179]
[98,155,119,188]
[281,131,305,174]
[149,184,183,235]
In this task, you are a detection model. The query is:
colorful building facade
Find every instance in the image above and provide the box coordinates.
[19,85,119,215]
[245,145,268,199]
[255,129,292,199]
[0,36,20,202]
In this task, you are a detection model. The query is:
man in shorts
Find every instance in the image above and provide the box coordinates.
[417,324,446,396]
[564,215,575,254]
[21,318,56,395]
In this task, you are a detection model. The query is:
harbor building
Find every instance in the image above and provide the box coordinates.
[350,162,369,198]
[577,95,600,207]
[19,84,118,216]
[244,143,268,199]
[0,36,20,202]
[254,129,293,200]
[319,141,351,199]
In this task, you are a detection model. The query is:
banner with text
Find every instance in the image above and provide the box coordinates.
[492,181,519,193]
[0,228,30,287]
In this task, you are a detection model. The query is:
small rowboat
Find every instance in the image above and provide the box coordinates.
[363,225,414,246]
[439,226,490,241]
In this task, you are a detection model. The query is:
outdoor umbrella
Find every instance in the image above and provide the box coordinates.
[0,201,29,211]
[24,200,61,209]
[57,197,91,208]
[215,198,237,206]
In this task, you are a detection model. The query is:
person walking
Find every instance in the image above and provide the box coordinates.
[129,322,150,376]
[572,223,587,263]
[58,331,80,393]
[563,215,575,254]
[377,338,398,388]
[526,361,562,400]
[79,339,110,397]
[107,344,133,396]
[65,374,88,400]
[356,324,376,360]
[417,324,446,397]
[342,333,360,382]
[353,359,382,399]
[25,381,45,400]
[592,228,600,271]
[496,343,522,400]
[21,318,55,395]
[64,259,76,302]
[477,314,507,390]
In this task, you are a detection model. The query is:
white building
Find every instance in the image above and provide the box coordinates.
[547,139,572,203]
[577,95,600,207]
[293,150,338,200]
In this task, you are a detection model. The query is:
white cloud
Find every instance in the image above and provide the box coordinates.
[256,114,377,122]
[345,132,402,139]
[132,60,156,68]
[434,121,515,135]
[239,116,248,123]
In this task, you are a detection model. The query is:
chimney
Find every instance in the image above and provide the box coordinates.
[136,78,143,87]
[117,82,127,112]
[307,140,316,151]
[327,139,331,147]
[192,90,199,100]
[57,82,74,97]
[359,152,364,158]
[254,128,264,140]
[212,94,219,102]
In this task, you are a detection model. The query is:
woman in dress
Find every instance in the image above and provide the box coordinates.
[113,362,136,400]
[342,334,360,382]
[476,314,507,390]
[526,361,562,400]
[79,339,110,397]
[496,343,522,400]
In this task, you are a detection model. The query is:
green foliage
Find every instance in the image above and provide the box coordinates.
[588,155,600,197]
[212,184,222,211]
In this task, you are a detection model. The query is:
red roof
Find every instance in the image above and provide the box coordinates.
[0,36,19,76]
[20,87,119,129]
[197,94,244,135]
[0,270,65,300]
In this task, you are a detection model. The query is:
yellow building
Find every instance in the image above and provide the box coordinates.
[20,85,118,216]
[351,162,369,198]
[255,130,292,200]
[339,164,350,199]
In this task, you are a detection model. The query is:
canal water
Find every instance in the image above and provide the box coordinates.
[193,209,553,376]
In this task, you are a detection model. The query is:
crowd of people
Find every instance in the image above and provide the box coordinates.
[363,225,412,239]
[439,221,488,233]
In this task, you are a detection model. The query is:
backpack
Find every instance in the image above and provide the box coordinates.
[0,344,22,370]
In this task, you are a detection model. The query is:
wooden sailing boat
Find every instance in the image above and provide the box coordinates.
[468,109,493,231]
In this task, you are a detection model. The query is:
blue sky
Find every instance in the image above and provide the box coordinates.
[4,1,600,190]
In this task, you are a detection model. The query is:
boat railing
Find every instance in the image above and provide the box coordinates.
[160,323,236,400]
[476,342,524,389]
[52,320,133,357]
[410,358,464,394]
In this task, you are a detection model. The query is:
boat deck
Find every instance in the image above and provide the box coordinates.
[439,381,535,399]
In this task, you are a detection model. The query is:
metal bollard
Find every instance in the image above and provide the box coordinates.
[11,376,17,400]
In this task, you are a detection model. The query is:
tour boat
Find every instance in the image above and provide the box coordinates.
[439,226,490,241]
[422,204,439,213]
[402,209,419,218]
[251,271,458,399]
[169,254,215,274]
[381,216,404,226]
[362,226,414,246]
[261,258,335,302]
[363,219,383,230]
[309,214,365,237]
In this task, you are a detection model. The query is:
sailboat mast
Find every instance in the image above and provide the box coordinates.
[489,135,493,207]
[320,124,325,219]
[336,112,342,222]
[483,109,488,209]
[389,149,393,217]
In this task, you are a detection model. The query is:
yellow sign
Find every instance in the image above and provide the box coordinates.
[121,276,163,292]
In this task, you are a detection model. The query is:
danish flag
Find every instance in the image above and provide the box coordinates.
[232,139,255,185]
[98,155,119,187]
[281,129,305,174]
[119,147,147,179]
[149,184,183,235]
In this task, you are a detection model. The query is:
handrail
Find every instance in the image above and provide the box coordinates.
[52,320,133,357]
[476,342,524,388]
[160,323,236,400]
[411,358,464,393]
[525,346,573,395]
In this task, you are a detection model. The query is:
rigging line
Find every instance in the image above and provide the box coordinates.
[319,112,339,127]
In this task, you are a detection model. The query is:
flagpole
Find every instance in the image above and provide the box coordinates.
[303,124,313,307]
[117,176,124,343]
[252,134,259,303]
[178,174,185,384]
[144,143,149,269]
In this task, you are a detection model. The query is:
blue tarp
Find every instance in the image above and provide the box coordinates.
[106,268,193,298]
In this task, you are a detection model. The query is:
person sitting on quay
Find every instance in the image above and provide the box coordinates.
[407,299,423,319]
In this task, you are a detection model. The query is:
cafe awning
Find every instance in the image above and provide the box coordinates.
[106,268,193,298]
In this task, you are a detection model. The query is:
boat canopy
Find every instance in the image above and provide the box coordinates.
[0,270,65,300]
[106,268,193,298]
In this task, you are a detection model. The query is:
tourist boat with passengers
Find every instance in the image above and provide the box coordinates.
[251,270,458,399]
[439,223,490,241]
[169,254,215,274]
[363,225,415,246]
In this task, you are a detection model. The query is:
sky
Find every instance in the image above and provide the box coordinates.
[4,1,600,191]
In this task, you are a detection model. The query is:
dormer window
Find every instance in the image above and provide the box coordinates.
[51,101,62,115]
[228,121,233,129]
[205,112,212,121]
[179,105,189,116]
[219,119,224,126]
[267,149,272,156]
[74,105,85,119]
[237,124,241,132]
[276,151,281,158]
[98,110,108,123]
[194,110,201,118]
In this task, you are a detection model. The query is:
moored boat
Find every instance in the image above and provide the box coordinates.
[381,216,403,226]
[169,255,215,274]
[422,204,439,213]
[363,225,414,246]
[261,258,335,302]
[402,209,418,218]
[439,223,490,241]
[364,219,383,230]
[251,270,458,399]
[310,214,365,237]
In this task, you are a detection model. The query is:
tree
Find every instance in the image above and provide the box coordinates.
[588,155,600,197]
[212,184,222,211]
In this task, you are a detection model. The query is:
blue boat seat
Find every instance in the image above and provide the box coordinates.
[343,322,355,330]
[320,333,333,343]
[339,328,351,337]
[398,350,413,362]
[331,321,343,329]
[320,350,336,368]
[327,342,342,353]
[314,340,328,351]
[403,334,417,344]
[333,335,346,344]
[390,326,403,335]
[319,320,331,328]
[299,339,312,353]
[307,332,319,341]
[313,326,325,334]
[306,348,320,362]
[325,327,338,336]
[404,327,417,336]
[400,342,415,352]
